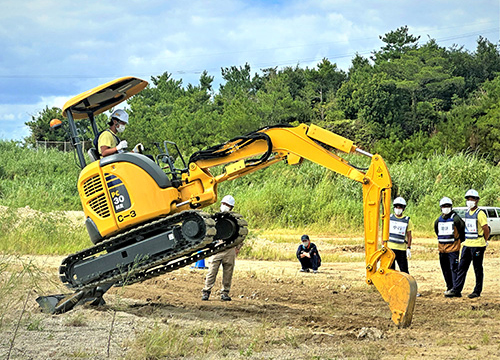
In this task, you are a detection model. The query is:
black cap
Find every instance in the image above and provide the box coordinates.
[301,234,309,241]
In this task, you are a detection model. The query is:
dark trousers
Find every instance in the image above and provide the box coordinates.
[453,246,485,295]
[389,249,409,274]
[298,255,319,271]
[439,251,459,290]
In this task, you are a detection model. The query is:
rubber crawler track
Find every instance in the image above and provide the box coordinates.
[59,211,247,292]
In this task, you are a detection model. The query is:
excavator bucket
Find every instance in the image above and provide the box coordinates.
[36,283,112,314]
[370,269,417,328]
[36,294,69,314]
[36,292,92,314]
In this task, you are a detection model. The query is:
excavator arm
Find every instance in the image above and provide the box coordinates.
[184,123,417,327]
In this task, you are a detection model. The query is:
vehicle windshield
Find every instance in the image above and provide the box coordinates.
[454,208,466,218]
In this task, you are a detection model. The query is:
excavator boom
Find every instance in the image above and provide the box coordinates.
[186,123,417,327]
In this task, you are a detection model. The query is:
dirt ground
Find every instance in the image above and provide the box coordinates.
[1,242,500,360]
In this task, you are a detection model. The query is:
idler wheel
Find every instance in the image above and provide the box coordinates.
[215,217,237,240]
[182,219,202,239]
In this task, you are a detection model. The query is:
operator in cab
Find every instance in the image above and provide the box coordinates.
[98,109,143,157]
[445,189,489,299]
[387,197,414,274]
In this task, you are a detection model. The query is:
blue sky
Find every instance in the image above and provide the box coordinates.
[1,0,498,140]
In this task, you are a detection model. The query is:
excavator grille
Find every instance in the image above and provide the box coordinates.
[83,175,104,197]
[88,194,110,218]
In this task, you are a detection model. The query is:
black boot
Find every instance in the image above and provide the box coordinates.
[201,290,210,301]
[220,292,231,301]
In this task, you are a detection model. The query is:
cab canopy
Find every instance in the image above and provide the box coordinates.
[60,76,148,169]
[62,77,148,119]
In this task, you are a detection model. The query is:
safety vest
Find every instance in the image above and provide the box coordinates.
[437,214,455,243]
[389,214,409,244]
[94,129,121,149]
[465,208,484,240]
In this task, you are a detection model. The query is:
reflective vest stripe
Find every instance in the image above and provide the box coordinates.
[389,214,409,244]
[437,214,455,243]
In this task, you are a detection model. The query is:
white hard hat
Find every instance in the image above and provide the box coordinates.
[464,189,479,199]
[111,109,129,124]
[439,197,453,207]
[393,197,406,207]
[221,195,235,207]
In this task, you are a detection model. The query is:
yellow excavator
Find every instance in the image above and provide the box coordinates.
[37,76,417,327]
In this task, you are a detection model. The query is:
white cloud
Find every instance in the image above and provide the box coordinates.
[0,95,73,140]
[0,0,497,140]
[0,113,15,121]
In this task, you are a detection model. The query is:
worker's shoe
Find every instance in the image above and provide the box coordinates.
[444,289,461,298]
[300,268,310,273]
[201,290,210,301]
[220,292,232,301]
[313,270,319,274]
[468,292,480,299]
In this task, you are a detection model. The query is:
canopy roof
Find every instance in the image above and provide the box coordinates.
[62,77,148,119]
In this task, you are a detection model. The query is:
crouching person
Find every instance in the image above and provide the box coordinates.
[297,235,321,273]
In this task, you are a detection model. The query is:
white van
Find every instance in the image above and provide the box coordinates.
[454,207,500,236]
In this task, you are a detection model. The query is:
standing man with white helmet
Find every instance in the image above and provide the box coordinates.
[446,189,489,299]
[202,195,239,301]
[98,109,143,157]
[434,197,465,295]
[387,197,414,274]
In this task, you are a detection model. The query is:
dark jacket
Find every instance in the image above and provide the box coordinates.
[296,242,321,262]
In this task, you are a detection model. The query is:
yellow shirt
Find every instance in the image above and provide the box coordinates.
[98,130,119,155]
[463,209,488,247]
[388,215,414,251]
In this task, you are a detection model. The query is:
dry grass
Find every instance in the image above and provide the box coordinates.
[1,253,500,359]
[0,255,47,328]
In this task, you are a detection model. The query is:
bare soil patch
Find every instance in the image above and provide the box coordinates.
[1,243,500,359]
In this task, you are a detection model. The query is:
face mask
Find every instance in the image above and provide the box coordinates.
[116,124,126,133]
[220,204,231,212]
[394,208,403,216]
[442,207,451,215]
[466,200,476,210]
[302,242,309,248]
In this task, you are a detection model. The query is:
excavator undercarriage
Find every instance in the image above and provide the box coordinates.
[37,211,247,314]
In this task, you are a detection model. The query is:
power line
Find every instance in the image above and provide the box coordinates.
[0,26,497,80]
[165,28,500,75]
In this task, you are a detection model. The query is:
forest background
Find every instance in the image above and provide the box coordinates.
[2,26,500,247]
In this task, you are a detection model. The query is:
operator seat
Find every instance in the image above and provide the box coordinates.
[87,148,100,162]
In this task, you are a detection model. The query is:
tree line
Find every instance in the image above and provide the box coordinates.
[26,26,500,164]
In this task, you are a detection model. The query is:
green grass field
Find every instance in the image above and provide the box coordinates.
[1,141,500,255]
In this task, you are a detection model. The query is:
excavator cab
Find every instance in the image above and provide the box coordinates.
[58,76,148,169]
[57,77,206,244]
[57,77,169,242]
